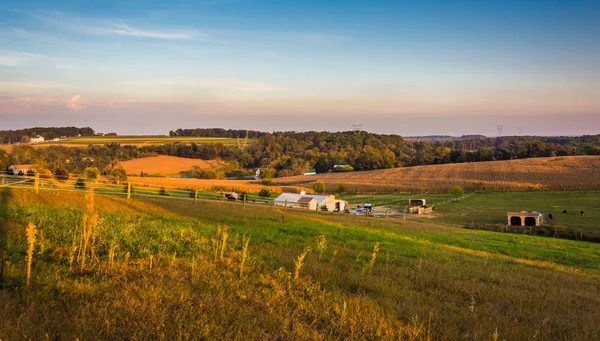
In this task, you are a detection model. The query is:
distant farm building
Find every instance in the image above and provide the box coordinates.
[408,198,432,214]
[274,193,347,212]
[8,164,38,175]
[224,192,238,200]
[29,136,45,144]
[507,211,543,227]
[303,169,317,175]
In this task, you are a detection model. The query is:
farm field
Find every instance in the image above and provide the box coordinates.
[118,155,225,175]
[274,156,600,193]
[1,188,599,340]
[425,190,600,232]
[38,135,241,146]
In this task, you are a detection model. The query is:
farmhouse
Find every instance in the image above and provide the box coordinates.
[8,164,38,175]
[29,136,45,144]
[273,192,347,212]
[507,211,543,227]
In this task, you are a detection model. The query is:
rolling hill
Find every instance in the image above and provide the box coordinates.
[274,156,600,193]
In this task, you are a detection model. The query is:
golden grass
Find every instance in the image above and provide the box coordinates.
[25,222,37,287]
[274,156,600,193]
[128,176,311,194]
[118,155,225,175]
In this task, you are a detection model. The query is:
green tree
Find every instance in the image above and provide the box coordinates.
[261,178,273,186]
[451,186,464,199]
[336,183,346,194]
[258,188,271,198]
[111,166,127,184]
[313,181,326,194]
[82,167,100,181]
[74,178,86,190]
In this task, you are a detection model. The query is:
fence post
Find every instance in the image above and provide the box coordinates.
[284,199,288,211]
[316,204,319,214]
[194,189,198,204]
[34,173,39,195]
[127,182,131,199]
[385,208,388,219]
[243,194,247,209]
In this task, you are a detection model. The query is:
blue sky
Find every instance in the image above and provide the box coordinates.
[1,0,599,135]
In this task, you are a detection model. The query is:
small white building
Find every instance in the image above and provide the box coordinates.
[29,136,45,144]
[8,164,38,175]
[274,192,347,212]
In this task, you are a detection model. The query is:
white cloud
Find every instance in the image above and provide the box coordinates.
[258,50,278,58]
[123,77,286,92]
[66,94,85,111]
[0,51,45,67]
[30,10,206,41]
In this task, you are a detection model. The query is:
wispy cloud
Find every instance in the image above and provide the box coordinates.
[123,77,286,92]
[29,10,207,40]
[0,51,46,67]
[258,50,278,58]
[0,81,73,89]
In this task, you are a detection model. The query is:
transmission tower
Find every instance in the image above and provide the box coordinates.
[496,125,504,137]
[352,124,363,133]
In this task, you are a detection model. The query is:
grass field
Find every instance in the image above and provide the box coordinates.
[275,156,600,193]
[427,190,600,232]
[1,188,599,340]
[118,155,226,175]
[39,136,241,147]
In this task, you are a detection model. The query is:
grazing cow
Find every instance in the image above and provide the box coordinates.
[580,211,584,216]
[562,210,567,213]
[548,213,553,220]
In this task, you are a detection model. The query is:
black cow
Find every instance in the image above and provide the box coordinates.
[562,210,567,214]
[548,213,553,220]
[580,211,584,216]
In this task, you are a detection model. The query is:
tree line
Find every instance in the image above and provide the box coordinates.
[0,127,95,144]
[1,127,599,179]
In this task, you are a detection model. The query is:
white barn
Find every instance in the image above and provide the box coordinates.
[273,193,346,212]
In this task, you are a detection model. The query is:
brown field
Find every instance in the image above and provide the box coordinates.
[127,176,312,194]
[118,155,225,175]
[274,156,600,193]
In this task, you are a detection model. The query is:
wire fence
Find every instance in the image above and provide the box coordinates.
[0,170,275,206]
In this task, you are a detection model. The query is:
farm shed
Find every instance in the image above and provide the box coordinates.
[409,199,426,207]
[303,169,317,175]
[8,164,38,176]
[297,197,317,210]
[273,193,347,212]
[507,211,543,227]
[224,192,238,200]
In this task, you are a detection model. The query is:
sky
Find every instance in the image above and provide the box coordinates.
[1,0,599,136]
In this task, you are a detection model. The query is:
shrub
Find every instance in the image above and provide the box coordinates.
[336,183,346,194]
[75,178,87,190]
[54,168,69,182]
[333,165,354,172]
[313,181,326,194]
[159,187,170,196]
[258,188,271,198]
[111,166,127,184]
[26,169,36,177]
[83,167,100,181]
[261,178,273,186]
[452,186,464,198]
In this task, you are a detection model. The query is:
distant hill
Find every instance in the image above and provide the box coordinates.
[273,156,600,193]
[403,135,487,142]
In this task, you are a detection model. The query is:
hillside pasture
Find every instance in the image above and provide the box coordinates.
[37,135,241,147]
[0,189,599,340]
[274,156,600,193]
[118,155,225,175]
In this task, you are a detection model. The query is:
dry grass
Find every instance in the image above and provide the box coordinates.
[118,155,225,175]
[25,222,37,287]
[1,189,599,340]
[274,156,600,193]
[128,176,311,194]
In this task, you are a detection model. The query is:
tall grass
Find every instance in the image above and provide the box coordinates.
[25,222,37,287]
